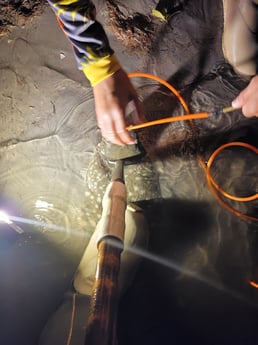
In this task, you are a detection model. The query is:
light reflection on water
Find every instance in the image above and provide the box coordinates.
[0,67,99,342]
[8,214,90,241]
[0,90,98,254]
[0,155,89,254]
[3,209,257,311]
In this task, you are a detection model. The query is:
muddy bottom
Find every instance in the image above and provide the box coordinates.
[0,0,46,34]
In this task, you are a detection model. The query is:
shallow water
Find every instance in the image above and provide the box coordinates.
[0,9,101,343]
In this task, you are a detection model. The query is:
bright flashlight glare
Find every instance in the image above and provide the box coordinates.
[0,210,24,234]
[0,210,12,224]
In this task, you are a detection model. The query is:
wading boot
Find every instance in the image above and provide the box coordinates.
[73,203,149,296]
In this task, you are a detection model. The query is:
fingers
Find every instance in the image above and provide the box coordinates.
[232,93,245,110]
[131,95,146,124]
[93,69,145,145]
[102,130,135,146]
[98,109,136,145]
[242,99,258,118]
[125,98,145,125]
[232,75,258,118]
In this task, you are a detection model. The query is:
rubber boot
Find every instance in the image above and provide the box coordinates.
[222,0,258,77]
[73,203,149,296]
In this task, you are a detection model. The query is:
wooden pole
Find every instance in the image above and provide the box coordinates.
[84,237,123,345]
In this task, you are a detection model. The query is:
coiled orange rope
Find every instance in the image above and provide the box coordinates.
[128,72,258,222]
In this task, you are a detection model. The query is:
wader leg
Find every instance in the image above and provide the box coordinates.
[73,203,149,296]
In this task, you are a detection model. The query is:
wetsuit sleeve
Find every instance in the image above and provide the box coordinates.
[47,0,121,86]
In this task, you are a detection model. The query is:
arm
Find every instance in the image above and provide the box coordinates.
[232,75,258,118]
[48,0,143,145]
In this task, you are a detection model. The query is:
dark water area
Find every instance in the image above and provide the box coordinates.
[117,200,258,345]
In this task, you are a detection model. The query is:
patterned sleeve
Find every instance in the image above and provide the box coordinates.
[47,0,121,86]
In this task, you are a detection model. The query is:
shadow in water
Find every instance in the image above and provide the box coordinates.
[0,226,82,345]
[118,198,258,345]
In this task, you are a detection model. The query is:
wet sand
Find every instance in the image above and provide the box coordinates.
[0,1,258,344]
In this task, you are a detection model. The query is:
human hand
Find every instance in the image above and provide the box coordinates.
[93,68,144,145]
[232,75,258,118]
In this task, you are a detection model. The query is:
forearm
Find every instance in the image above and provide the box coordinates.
[47,0,121,85]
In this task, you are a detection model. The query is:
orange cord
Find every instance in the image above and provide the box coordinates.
[66,293,76,345]
[128,72,258,222]
[206,142,258,202]
[126,112,209,131]
[249,280,258,289]
[128,72,190,112]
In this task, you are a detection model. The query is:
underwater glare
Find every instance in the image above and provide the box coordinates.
[0,210,24,234]
[0,210,11,224]
[8,214,89,239]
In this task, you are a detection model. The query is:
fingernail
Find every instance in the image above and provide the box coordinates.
[129,131,137,144]
[232,97,240,108]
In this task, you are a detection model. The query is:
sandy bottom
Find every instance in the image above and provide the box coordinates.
[0,1,257,344]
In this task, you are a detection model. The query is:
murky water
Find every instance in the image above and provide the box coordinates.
[0,10,101,343]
